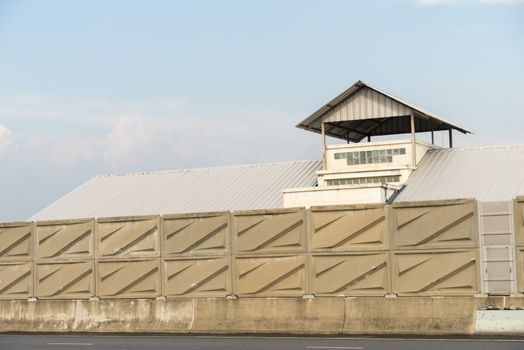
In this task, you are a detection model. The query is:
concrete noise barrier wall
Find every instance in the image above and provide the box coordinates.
[0,222,34,299]
[308,204,390,296]
[0,222,33,261]
[6,197,524,301]
[232,208,307,297]
[391,199,480,296]
[36,219,94,260]
[162,212,231,298]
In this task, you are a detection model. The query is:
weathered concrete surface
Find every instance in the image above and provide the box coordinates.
[0,297,523,335]
[0,299,193,333]
[190,298,345,334]
[344,296,524,335]
[346,297,482,335]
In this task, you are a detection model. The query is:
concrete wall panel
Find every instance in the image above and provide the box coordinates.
[0,222,33,261]
[36,220,94,260]
[234,254,306,297]
[35,260,94,299]
[97,216,160,259]
[308,204,389,252]
[391,249,479,296]
[310,252,390,296]
[163,212,229,257]
[232,209,307,255]
[0,262,32,299]
[392,199,478,250]
[164,257,231,298]
[97,259,161,298]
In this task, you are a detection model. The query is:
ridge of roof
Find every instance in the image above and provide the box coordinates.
[94,159,322,178]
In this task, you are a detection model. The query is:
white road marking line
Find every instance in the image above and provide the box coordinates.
[47,343,93,346]
[306,347,364,350]
[161,335,524,342]
[24,335,523,343]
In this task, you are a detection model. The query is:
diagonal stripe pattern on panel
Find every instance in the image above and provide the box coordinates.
[36,261,94,298]
[163,213,229,256]
[392,250,478,295]
[0,262,32,298]
[0,223,33,261]
[97,218,159,258]
[311,253,390,296]
[164,257,230,297]
[234,210,306,254]
[310,206,388,252]
[235,255,306,297]
[36,221,93,259]
[393,201,477,249]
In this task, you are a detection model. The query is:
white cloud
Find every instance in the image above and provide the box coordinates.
[0,124,14,155]
[0,93,188,127]
[416,0,524,5]
[100,110,310,169]
[48,138,100,167]
[102,114,233,167]
[103,115,159,165]
[0,93,314,169]
[11,133,101,167]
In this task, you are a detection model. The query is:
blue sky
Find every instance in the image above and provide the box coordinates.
[0,0,523,220]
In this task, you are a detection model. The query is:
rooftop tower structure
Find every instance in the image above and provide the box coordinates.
[283,80,471,207]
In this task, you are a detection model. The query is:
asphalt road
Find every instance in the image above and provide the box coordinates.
[0,334,523,350]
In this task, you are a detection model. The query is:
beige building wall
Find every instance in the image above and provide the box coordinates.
[283,139,439,209]
[324,139,434,173]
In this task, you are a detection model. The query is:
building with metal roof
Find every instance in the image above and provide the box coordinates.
[284,80,475,208]
[30,80,523,221]
[30,160,322,221]
[395,145,524,202]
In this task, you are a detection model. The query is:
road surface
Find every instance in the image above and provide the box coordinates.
[0,334,523,350]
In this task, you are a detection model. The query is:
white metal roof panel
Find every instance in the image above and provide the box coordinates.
[395,145,524,202]
[30,160,322,221]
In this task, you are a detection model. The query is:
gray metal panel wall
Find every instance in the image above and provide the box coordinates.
[478,201,516,295]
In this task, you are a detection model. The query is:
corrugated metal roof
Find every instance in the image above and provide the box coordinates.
[296,80,471,141]
[30,160,322,221]
[395,145,524,202]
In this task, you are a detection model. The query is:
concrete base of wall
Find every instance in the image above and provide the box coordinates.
[0,297,523,335]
